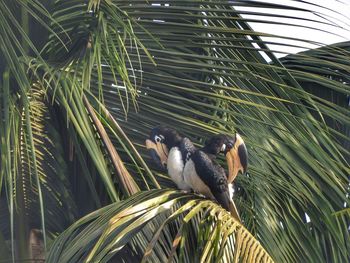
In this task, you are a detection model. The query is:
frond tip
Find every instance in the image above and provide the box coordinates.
[47,190,273,263]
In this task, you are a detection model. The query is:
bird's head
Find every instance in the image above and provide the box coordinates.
[204,133,248,182]
[145,126,182,170]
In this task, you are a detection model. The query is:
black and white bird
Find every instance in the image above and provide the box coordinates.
[200,134,248,209]
[146,127,248,221]
[201,133,248,198]
[145,126,194,191]
[183,134,247,221]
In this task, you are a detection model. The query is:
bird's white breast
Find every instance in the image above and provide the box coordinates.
[167,147,191,190]
[183,160,214,199]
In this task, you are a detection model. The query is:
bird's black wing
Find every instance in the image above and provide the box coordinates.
[191,150,231,212]
[180,137,196,164]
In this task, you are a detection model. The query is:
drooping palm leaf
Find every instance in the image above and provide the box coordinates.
[0,77,77,260]
[47,190,273,263]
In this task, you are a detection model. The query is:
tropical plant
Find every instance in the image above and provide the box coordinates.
[0,0,349,262]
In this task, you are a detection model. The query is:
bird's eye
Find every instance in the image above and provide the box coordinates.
[220,144,226,152]
[155,135,162,143]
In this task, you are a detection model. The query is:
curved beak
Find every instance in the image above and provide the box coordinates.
[145,139,169,171]
[225,134,248,183]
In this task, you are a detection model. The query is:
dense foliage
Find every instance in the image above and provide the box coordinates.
[0,0,349,262]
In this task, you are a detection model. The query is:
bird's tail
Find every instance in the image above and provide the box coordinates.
[228,199,241,222]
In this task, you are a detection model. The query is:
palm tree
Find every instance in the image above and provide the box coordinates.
[0,0,349,262]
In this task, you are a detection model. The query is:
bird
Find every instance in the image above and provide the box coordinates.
[182,133,247,221]
[146,127,248,221]
[197,133,248,220]
[202,133,248,184]
[145,126,194,191]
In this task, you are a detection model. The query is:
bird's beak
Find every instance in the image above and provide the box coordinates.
[225,134,248,183]
[145,139,168,170]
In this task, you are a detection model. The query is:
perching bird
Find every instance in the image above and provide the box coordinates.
[182,133,247,221]
[202,133,248,184]
[182,149,241,220]
[146,127,248,221]
[196,133,248,220]
[145,126,194,191]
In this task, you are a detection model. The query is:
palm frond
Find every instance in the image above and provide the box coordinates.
[44,0,155,112]
[334,208,350,217]
[1,0,349,262]
[83,95,140,196]
[76,1,349,262]
[0,76,77,260]
[47,190,273,263]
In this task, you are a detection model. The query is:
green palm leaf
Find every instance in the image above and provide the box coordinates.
[0,76,77,261]
[47,190,273,263]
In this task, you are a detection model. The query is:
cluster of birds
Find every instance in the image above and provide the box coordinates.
[145,126,248,221]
